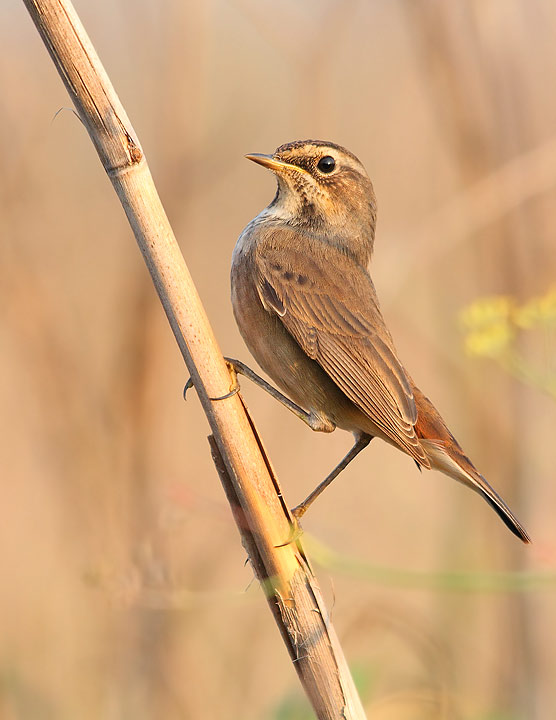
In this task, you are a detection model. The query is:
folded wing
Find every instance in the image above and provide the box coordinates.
[255,232,429,467]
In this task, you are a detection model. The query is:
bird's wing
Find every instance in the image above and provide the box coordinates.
[254,233,429,466]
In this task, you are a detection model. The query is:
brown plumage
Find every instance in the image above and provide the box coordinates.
[231,140,530,543]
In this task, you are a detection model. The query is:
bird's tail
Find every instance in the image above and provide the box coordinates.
[420,437,531,544]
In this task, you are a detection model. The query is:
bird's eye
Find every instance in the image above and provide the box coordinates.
[317,155,336,174]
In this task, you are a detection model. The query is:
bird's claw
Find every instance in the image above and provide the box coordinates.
[275,514,304,547]
[209,361,240,401]
[183,376,194,400]
[183,362,240,402]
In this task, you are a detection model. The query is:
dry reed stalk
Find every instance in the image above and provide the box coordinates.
[21,1,367,717]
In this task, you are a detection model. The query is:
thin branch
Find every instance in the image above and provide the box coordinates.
[21,1,367,717]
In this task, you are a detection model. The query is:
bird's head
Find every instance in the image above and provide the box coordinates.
[246,140,377,259]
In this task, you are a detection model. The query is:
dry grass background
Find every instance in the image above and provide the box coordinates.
[1,1,556,718]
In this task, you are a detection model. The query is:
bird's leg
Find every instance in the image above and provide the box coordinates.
[223,357,334,432]
[292,435,372,519]
[223,357,307,420]
[184,358,333,431]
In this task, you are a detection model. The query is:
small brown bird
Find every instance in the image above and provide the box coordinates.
[231,139,530,543]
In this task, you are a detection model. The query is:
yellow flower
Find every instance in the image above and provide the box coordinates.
[515,287,556,328]
[460,296,514,330]
[464,322,515,358]
[460,297,515,357]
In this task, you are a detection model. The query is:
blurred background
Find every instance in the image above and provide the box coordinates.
[1,1,555,718]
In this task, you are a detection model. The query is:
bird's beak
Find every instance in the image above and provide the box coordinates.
[245,153,305,175]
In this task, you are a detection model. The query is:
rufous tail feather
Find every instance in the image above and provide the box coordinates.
[420,438,530,544]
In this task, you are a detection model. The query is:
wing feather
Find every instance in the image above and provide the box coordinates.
[255,233,429,466]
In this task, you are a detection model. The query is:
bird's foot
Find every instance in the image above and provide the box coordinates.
[183,361,240,401]
[275,515,304,547]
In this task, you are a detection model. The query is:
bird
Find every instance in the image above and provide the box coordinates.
[230,139,530,543]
